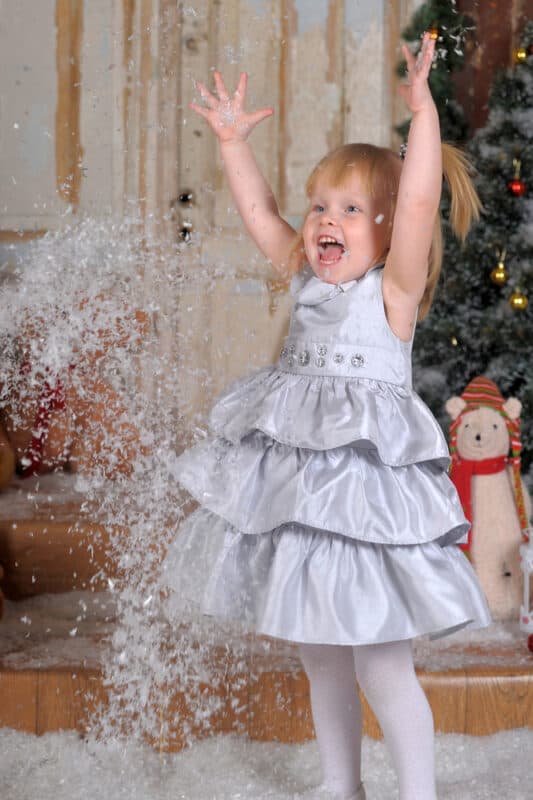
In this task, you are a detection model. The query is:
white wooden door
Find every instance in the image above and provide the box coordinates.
[171,0,421,422]
[0,0,421,428]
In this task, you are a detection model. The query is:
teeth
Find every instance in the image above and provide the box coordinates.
[318,236,342,245]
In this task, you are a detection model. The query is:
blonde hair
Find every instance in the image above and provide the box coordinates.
[290,142,481,320]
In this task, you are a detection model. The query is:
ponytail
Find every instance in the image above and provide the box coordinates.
[419,143,482,320]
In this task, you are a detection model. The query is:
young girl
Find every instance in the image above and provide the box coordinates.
[164,33,491,800]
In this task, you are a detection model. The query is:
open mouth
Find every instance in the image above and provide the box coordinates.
[317,235,346,265]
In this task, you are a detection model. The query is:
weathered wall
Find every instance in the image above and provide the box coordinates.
[1,0,425,419]
[1,0,423,240]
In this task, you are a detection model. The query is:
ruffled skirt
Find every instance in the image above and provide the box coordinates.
[161,508,491,645]
[160,368,491,645]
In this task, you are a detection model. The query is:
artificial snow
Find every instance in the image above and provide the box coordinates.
[0,727,532,799]
[1,218,532,800]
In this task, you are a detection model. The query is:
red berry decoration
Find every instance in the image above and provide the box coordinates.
[528,634,533,654]
[508,158,526,195]
[508,178,527,196]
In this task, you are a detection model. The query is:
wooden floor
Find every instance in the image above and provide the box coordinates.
[1,475,533,751]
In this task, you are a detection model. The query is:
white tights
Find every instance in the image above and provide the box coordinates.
[299,640,437,800]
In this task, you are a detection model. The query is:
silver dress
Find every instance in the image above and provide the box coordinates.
[161,264,491,645]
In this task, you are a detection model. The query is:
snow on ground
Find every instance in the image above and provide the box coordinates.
[1,726,531,800]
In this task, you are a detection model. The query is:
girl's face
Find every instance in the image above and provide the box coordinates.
[302,171,389,284]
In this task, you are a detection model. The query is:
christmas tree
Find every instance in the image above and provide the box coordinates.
[396,0,475,142]
[413,22,533,486]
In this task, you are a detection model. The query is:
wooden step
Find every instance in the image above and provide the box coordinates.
[2,658,533,750]
[1,604,533,750]
[0,474,117,602]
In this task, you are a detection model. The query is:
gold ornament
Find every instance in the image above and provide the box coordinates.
[490,248,509,285]
[509,290,529,311]
[429,27,439,40]
[514,47,528,63]
[491,262,509,285]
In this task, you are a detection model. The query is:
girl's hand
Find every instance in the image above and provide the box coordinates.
[190,71,273,143]
[398,32,436,114]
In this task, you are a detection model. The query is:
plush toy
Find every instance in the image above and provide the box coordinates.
[446,376,531,620]
[0,303,150,483]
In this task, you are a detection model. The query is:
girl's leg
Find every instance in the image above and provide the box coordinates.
[299,643,363,799]
[353,639,437,800]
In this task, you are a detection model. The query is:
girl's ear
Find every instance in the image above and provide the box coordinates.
[445,396,466,420]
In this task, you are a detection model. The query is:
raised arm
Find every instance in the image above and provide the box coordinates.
[384,33,441,314]
[190,72,297,276]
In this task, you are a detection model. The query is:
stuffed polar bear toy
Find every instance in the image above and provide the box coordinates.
[446,376,531,621]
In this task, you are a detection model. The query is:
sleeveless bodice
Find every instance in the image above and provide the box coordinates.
[278,264,413,388]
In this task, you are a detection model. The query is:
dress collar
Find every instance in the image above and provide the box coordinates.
[291,264,384,307]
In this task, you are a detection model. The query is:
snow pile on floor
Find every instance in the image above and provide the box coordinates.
[0,728,531,799]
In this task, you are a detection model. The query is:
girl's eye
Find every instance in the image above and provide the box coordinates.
[346,205,359,214]
[313,204,324,213]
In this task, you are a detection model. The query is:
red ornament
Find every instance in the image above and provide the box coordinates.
[528,634,533,654]
[508,178,527,196]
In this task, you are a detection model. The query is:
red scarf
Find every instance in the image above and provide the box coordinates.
[450,455,507,551]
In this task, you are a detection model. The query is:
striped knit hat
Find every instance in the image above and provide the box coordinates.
[449,376,528,535]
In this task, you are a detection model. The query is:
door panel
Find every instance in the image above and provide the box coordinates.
[0,0,422,427]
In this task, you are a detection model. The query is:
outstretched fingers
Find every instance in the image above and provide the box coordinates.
[189,101,211,121]
[402,31,435,81]
[213,71,230,103]
[194,80,219,109]
[416,32,435,77]
[189,70,274,141]
[247,107,274,127]
[234,72,248,112]
[402,43,417,74]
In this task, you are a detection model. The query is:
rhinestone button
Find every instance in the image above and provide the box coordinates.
[351,353,365,368]
[316,344,328,356]
[280,347,288,359]
[316,357,326,368]
[288,343,296,354]
[333,353,345,364]
[287,356,295,368]
[298,350,310,366]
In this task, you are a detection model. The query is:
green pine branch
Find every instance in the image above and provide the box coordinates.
[413,20,533,486]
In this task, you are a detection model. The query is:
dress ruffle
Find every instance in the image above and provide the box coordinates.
[160,508,491,645]
[208,367,451,468]
[172,431,468,547]
[159,264,491,646]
